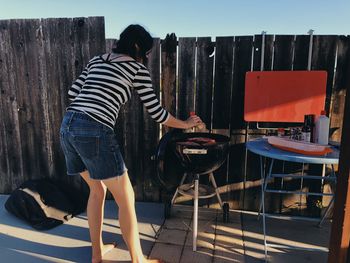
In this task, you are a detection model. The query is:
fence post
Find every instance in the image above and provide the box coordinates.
[327,63,350,262]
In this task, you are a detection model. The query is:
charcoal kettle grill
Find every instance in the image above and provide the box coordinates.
[155,130,230,251]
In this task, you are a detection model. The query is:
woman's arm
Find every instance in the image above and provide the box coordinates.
[132,64,203,129]
[68,56,100,101]
[163,114,203,129]
[68,66,88,101]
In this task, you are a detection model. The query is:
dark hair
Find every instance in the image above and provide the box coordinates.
[113,24,153,64]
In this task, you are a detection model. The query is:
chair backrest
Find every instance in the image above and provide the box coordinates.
[244,71,327,123]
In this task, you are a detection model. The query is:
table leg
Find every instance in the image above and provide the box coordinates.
[318,164,336,227]
[193,174,199,252]
[318,198,334,227]
[259,157,275,262]
[299,163,305,212]
[259,158,274,216]
[259,156,268,261]
[279,161,285,213]
[258,156,264,217]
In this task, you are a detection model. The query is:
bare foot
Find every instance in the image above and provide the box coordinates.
[92,242,117,263]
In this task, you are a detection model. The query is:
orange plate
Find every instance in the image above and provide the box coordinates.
[270,143,333,156]
[244,71,327,122]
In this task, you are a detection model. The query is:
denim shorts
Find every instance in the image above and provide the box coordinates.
[59,111,127,180]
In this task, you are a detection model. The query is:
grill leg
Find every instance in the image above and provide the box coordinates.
[193,174,199,251]
[209,172,223,207]
[171,173,188,205]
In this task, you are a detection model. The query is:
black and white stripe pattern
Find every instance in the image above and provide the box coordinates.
[67,55,169,130]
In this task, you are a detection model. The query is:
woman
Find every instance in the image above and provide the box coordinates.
[60,24,202,263]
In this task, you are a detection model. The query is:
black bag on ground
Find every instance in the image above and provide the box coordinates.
[4,178,88,230]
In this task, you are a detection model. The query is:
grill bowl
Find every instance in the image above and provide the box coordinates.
[155,130,230,192]
[172,132,230,175]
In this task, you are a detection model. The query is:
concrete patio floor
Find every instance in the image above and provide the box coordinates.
[0,195,331,262]
[149,204,245,263]
[241,211,330,263]
[0,194,163,263]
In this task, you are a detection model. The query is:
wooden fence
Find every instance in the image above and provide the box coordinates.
[1,17,349,212]
[0,17,106,197]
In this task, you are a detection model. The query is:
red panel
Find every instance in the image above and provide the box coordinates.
[244,71,327,122]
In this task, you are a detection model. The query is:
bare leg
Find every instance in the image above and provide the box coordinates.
[103,172,162,263]
[80,171,117,263]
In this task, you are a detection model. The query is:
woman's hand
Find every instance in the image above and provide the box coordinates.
[185,114,203,129]
[163,113,204,129]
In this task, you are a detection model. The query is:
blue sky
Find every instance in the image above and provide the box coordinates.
[1,0,349,38]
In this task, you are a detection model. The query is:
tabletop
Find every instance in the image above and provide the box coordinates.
[246,138,339,165]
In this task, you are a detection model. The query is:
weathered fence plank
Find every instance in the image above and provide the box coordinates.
[50,19,76,180]
[230,36,254,131]
[311,35,337,114]
[178,37,196,120]
[87,17,106,57]
[9,20,42,187]
[293,35,310,70]
[229,36,254,209]
[273,35,294,70]
[268,35,296,214]
[143,38,161,201]
[192,37,214,197]
[161,34,177,136]
[21,19,50,182]
[307,35,338,215]
[212,37,234,130]
[0,19,23,193]
[243,34,275,211]
[330,36,350,142]
[105,39,117,54]
[0,20,24,191]
[122,79,143,200]
[41,18,71,182]
[211,37,234,202]
[241,35,275,210]
[253,34,274,71]
[195,37,214,129]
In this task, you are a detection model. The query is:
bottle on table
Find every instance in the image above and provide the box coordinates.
[307,114,315,142]
[315,110,330,145]
[301,115,311,142]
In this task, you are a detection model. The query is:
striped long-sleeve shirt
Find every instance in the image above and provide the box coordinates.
[67,54,169,130]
